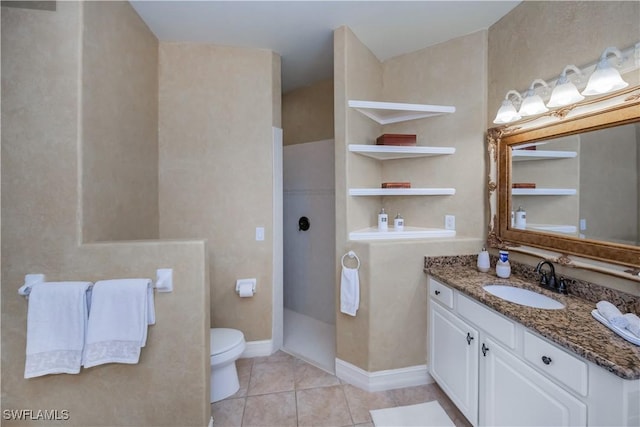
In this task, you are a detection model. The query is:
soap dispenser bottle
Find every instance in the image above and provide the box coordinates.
[378,208,388,231]
[496,250,511,278]
[477,247,490,273]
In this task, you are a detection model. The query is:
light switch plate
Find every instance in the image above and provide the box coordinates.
[256,227,265,241]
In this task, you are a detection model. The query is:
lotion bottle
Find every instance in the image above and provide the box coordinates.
[378,208,388,231]
[394,213,404,231]
[477,247,490,272]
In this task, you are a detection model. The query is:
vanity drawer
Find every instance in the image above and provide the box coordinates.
[524,331,588,396]
[457,293,516,348]
[429,278,453,309]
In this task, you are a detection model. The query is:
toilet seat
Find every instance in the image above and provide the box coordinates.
[211,328,244,356]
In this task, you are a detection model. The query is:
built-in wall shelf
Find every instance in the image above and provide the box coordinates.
[349,144,455,160]
[526,223,578,234]
[349,188,456,196]
[512,150,577,161]
[349,226,456,241]
[348,100,455,125]
[512,188,576,196]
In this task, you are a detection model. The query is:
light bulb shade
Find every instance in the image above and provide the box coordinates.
[547,81,585,107]
[493,100,521,124]
[582,61,628,96]
[519,93,548,116]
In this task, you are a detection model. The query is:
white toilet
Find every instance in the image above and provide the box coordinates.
[210,328,246,403]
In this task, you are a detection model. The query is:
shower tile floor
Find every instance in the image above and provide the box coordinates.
[211,351,471,427]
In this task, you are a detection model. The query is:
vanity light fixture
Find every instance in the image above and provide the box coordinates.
[581,47,629,96]
[519,79,549,116]
[547,65,585,107]
[493,90,523,124]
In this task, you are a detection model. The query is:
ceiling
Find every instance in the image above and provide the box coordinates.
[130,1,521,93]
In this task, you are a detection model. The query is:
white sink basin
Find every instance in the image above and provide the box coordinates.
[483,285,565,310]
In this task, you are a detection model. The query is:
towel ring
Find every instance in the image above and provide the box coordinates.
[341,251,360,270]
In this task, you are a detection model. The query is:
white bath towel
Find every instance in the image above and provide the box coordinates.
[24,281,92,378]
[624,313,640,337]
[340,267,360,316]
[83,279,154,368]
[596,301,629,329]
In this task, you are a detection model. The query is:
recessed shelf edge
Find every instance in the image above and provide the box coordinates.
[348,100,456,125]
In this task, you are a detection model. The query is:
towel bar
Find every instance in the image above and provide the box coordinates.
[19,268,173,297]
[341,250,360,270]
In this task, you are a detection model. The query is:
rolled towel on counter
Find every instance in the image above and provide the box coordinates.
[623,313,640,337]
[596,301,629,329]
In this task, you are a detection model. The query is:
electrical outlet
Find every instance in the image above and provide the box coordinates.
[445,215,455,230]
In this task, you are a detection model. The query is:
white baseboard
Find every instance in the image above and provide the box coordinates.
[335,358,433,392]
[241,339,275,358]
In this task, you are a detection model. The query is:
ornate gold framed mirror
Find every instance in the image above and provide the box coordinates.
[487,85,640,271]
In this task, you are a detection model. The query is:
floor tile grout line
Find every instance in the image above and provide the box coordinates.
[340,383,356,426]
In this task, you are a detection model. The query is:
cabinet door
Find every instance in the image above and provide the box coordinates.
[430,300,479,426]
[480,336,586,427]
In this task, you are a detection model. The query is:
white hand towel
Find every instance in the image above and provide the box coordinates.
[340,267,359,316]
[83,279,154,368]
[624,313,640,337]
[596,301,629,329]
[24,281,92,378]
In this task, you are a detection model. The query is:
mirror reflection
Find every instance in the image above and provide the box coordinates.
[510,122,640,246]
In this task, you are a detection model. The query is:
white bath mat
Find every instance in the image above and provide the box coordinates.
[370,400,455,427]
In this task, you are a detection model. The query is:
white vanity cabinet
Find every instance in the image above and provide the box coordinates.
[430,301,479,424]
[480,335,586,426]
[428,277,639,427]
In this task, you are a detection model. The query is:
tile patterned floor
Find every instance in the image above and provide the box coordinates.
[211,351,472,427]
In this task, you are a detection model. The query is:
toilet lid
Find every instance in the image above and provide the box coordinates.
[211,328,244,355]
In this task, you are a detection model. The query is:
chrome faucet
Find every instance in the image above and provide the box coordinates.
[535,260,568,294]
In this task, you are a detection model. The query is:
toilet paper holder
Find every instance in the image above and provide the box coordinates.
[236,278,256,296]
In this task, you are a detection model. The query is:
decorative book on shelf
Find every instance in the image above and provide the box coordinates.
[376,134,417,146]
[382,182,411,188]
[512,183,536,189]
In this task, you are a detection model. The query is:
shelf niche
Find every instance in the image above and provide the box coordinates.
[347,99,456,241]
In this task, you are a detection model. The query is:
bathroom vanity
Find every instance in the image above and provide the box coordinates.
[425,259,640,427]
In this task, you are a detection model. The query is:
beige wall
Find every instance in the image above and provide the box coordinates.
[488,1,640,129]
[282,78,334,146]
[81,1,159,242]
[1,2,210,426]
[334,26,382,370]
[334,27,485,371]
[158,43,281,341]
[82,2,158,242]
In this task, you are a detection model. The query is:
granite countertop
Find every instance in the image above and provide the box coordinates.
[425,259,640,381]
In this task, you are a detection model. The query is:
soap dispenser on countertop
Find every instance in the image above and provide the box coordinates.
[477,247,490,273]
[496,250,511,278]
